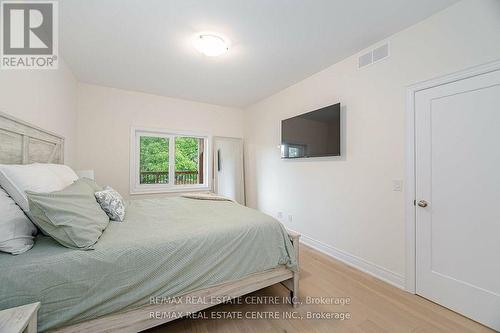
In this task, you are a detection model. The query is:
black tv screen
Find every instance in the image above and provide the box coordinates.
[281,103,341,158]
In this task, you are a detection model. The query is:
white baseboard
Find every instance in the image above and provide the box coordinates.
[296,231,405,289]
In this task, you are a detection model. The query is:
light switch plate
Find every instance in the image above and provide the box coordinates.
[392,179,403,192]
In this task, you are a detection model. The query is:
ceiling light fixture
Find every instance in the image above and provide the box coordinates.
[193,33,229,57]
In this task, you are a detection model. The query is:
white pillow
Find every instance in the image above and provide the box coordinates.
[0,163,78,212]
[36,163,79,186]
[0,187,37,254]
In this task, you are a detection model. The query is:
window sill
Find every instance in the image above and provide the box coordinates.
[130,185,210,195]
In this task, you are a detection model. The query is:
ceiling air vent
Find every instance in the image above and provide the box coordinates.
[358,42,389,69]
[358,52,372,68]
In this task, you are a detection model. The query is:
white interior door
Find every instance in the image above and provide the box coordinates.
[213,137,245,205]
[415,68,500,330]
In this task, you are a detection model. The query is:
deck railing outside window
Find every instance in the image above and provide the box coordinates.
[140,171,199,185]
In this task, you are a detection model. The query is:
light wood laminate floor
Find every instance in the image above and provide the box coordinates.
[147,245,494,333]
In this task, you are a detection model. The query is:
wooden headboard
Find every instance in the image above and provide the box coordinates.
[0,111,64,164]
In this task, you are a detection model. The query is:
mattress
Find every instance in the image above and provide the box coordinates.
[0,197,297,331]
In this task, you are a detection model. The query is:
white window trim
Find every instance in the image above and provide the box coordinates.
[130,126,211,195]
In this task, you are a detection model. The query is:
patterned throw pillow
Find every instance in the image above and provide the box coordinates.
[94,186,126,222]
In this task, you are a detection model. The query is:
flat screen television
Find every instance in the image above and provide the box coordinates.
[281,103,341,159]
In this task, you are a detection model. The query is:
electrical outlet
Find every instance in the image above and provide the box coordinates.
[392,179,403,192]
[277,212,283,219]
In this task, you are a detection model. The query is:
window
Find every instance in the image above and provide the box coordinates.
[131,128,209,194]
[139,136,169,184]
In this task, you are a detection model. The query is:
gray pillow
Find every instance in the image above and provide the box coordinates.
[94,186,126,222]
[26,179,110,250]
[79,177,103,192]
[0,187,37,254]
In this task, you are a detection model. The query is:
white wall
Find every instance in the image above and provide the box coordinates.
[76,83,244,197]
[244,0,500,285]
[0,60,78,165]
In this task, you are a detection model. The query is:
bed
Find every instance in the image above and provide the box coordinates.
[0,112,300,333]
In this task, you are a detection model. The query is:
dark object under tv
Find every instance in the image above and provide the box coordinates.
[281,103,341,159]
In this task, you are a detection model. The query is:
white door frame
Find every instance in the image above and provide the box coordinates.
[404,59,500,293]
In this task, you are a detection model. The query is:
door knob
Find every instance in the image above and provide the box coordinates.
[417,200,428,208]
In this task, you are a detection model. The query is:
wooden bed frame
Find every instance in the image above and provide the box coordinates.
[0,112,300,333]
[52,232,300,333]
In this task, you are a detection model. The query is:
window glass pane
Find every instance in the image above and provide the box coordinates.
[175,137,204,185]
[139,136,169,184]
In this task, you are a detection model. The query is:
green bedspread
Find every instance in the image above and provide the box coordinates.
[0,197,297,331]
